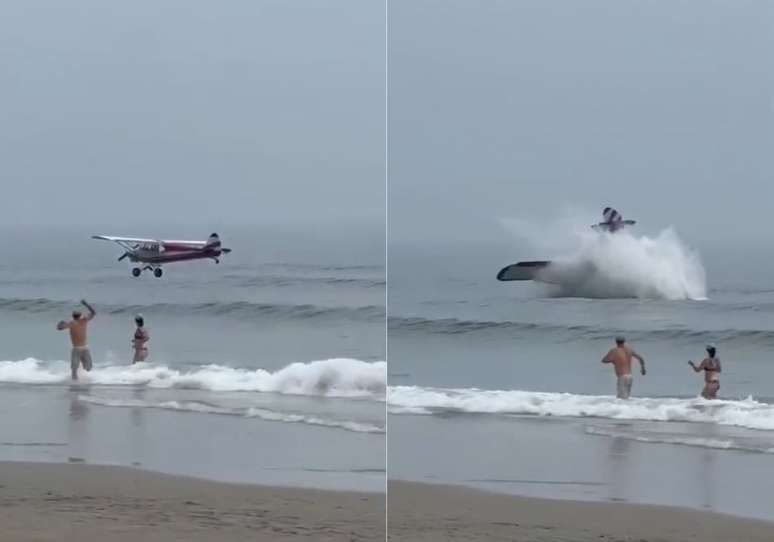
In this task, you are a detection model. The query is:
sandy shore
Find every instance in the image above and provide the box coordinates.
[0,462,384,542]
[388,481,774,542]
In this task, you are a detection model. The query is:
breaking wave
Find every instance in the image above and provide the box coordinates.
[0,358,386,399]
[388,386,774,431]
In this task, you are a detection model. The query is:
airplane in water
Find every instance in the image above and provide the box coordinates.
[497,207,636,283]
[92,233,232,277]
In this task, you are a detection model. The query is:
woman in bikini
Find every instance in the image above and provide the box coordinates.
[688,344,721,399]
[132,314,150,363]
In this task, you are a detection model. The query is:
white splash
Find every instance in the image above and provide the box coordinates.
[0,357,386,399]
[388,385,774,432]
[500,212,706,300]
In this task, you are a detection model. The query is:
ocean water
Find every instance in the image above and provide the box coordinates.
[0,226,385,491]
[388,230,774,519]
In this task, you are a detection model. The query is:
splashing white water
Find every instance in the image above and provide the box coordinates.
[501,213,707,300]
[0,357,386,399]
[388,386,774,432]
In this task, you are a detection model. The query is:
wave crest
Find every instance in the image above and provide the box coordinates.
[0,358,386,399]
[388,386,774,431]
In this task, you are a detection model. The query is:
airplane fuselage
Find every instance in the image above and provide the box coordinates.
[128,247,226,264]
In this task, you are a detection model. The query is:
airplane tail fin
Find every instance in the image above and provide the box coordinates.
[205,233,221,249]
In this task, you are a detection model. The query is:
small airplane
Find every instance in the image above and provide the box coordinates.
[92,233,232,277]
[591,207,636,233]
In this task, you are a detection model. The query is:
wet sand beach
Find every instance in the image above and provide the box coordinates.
[0,462,385,542]
[388,480,774,542]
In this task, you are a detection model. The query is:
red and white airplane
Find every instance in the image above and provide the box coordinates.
[92,233,232,277]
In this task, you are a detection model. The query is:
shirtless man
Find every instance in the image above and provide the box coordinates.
[56,300,96,380]
[688,344,721,399]
[602,336,646,399]
[132,314,149,363]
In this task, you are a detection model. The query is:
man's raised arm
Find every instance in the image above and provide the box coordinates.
[81,299,96,320]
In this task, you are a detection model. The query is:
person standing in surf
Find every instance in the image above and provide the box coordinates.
[132,314,149,363]
[602,336,646,399]
[56,299,97,380]
[688,344,721,399]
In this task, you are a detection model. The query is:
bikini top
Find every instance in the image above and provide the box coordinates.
[704,357,720,372]
[134,327,148,341]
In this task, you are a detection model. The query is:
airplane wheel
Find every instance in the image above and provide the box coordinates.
[153,268,163,278]
[132,268,141,277]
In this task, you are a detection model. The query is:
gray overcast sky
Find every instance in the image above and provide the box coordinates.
[0,1,384,231]
[389,0,774,247]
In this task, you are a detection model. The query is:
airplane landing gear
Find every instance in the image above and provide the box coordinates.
[131,266,163,277]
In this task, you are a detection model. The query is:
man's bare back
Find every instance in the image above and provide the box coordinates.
[60,318,89,347]
[603,345,645,377]
[57,300,96,379]
[602,337,646,399]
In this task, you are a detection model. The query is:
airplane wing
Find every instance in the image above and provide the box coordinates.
[591,219,636,231]
[92,236,223,255]
[92,236,210,246]
[497,261,551,281]
[92,235,159,244]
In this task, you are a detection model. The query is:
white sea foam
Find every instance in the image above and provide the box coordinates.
[388,386,774,431]
[0,357,386,399]
[77,395,384,433]
[583,425,774,453]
